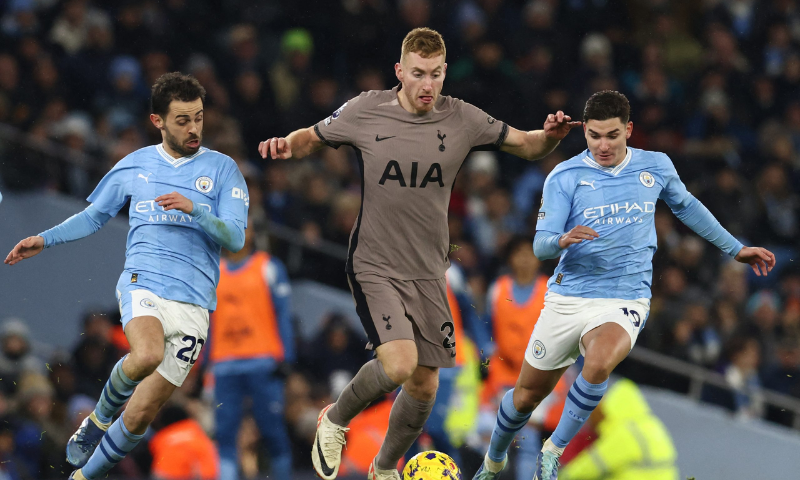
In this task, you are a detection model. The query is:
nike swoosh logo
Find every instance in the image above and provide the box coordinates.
[316,437,335,477]
[375,135,396,142]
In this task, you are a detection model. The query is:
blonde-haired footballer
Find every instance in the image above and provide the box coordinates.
[259,27,582,480]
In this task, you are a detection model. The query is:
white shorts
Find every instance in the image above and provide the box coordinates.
[117,289,209,387]
[524,293,650,371]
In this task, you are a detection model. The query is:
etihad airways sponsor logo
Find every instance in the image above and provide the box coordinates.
[583,201,655,225]
[135,200,212,223]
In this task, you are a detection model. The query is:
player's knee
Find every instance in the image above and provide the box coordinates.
[581,357,613,383]
[382,357,417,384]
[513,385,546,413]
[128,348,163,378]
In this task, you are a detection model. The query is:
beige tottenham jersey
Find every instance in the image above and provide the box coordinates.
[314,85,508,280]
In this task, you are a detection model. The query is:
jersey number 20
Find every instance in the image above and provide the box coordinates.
[177,335,205,364]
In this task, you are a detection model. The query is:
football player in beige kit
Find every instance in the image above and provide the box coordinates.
[258,28,581,480]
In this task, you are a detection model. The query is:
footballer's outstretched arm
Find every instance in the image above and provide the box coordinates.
[501,111,582,161]
[4,205,112,265]
[660,158,775,276]
[258,126,326,161]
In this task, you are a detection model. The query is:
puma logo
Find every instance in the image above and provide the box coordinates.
[579,180,596,190]
[138,173,153,183]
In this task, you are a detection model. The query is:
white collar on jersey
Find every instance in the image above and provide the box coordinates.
[582,147,632,176]
[156,143,207,168]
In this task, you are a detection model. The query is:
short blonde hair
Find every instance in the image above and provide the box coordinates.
[401,27,446,62]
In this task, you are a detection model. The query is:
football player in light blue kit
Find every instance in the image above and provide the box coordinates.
[473,91,776,480]
[4,73,249,480]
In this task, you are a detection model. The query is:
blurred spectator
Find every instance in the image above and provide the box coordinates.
[720,336,765,418]
[762,338,800,400]
[664,301,721,368]
[231,69,277,153]
[481,236,548,479]
[482,236,547,402]
[149,404,219,480]
[185,53,230,112]
[744,290,782,362]
[49,0,108,55]
[70,311,121,399]
[0,318,45,395]
[300,314,370,399]
[698,167,757,239]
[754,163,800,246]
[269,28,314,113]
[209,222,294,480]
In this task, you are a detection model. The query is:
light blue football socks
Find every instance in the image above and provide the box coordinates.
[551,373,607,448]
[94,355,140,424]
[81,415,144,479]
[487,389,532,463]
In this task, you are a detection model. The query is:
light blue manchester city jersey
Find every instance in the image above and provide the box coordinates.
[536,147,691,300]
[88,145,249,310]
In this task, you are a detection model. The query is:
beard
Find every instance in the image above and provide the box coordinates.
[164,127,201,157]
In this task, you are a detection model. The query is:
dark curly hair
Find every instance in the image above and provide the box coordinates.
[150,72,206,117]
[583,90,631,124]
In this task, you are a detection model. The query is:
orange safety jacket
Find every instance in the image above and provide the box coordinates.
[481,275,548,404]
[210,252,285,362]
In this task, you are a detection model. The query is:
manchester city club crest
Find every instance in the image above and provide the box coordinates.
[195,176,214,193]
[532,340,546,359]
[639,171,655,188]
[140,298,157,309]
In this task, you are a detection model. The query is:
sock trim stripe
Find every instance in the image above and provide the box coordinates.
[495,419,525,433]
[104,435,125,457]
[102,388,124,409]
[106,379,127,401]
[573,383,604,402]
[98,443,121,464]
[118,418,144,441]
[499,405,530,428]
[115,367,138,387]
[566,391,595,412]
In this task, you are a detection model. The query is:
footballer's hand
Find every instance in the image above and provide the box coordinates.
[735,246,776,276]
[544,111,582,141]
[156,192,193,214]
[258,137,292,160]
[558,226,599,249]
[5,236,45,265]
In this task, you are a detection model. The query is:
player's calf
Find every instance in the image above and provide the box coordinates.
[68,355,141,467]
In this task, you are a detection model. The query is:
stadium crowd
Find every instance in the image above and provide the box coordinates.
[1,0,800,478]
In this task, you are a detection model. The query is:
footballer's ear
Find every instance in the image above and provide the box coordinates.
[395,62,403,83]
[626,121,633,138]
[150,113,164,130]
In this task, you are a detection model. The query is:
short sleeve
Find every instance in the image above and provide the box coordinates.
[217,164,249,228]
[657,154,691,208]
[314,94,364,149]
[536,169,573,233]
[86,164,132,216]
[460,101,508,149]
